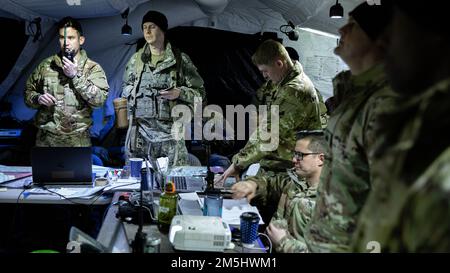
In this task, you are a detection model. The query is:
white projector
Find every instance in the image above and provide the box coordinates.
[169,215,233,252]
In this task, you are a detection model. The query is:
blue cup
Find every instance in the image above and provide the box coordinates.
[129,158,143,179]
[203,194,223,217]
[240,212,260,247]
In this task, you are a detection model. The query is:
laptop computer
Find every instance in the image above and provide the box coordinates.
[31,147,93,185]
[165,166,207,193]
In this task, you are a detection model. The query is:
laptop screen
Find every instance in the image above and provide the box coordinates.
[31,147,93,185]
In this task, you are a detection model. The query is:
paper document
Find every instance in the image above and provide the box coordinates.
[156,157,169,173]
[178,193,264,226]
[103,178,140,192]
[28,186,105,199]
[221,198,264,226]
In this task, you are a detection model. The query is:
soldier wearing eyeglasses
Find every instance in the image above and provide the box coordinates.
[232,131,326,252]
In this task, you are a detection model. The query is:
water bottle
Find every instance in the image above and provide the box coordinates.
[158,181,177,232]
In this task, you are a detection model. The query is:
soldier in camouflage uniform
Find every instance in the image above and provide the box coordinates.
[304,1,399,252]
[266,130,326,253]
[24,17,109,147]
[352,1,450,252]
[122,11,205,166]
[221,40,322,223]
[252,47,328,129]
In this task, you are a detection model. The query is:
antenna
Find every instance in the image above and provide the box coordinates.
[63,26,67,54]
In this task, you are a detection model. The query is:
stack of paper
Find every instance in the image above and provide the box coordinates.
[177,192,264,227]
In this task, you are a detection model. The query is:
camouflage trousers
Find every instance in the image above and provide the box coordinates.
[127,130,188,167]
[36,129,91,147]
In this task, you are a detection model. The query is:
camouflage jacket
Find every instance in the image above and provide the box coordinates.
[352,78,450,252]
[252,78,276,106]
[122,43,205,147]
[24,49,109,135]
[305,64,398,252]
[252,61,328,128]
[270,169,317,253]
[247,169,292,224]
[232,62,322,172]
[315,88,329,129]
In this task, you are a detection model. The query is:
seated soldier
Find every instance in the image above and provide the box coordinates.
[232,130,326,246]
[266,130,326,252]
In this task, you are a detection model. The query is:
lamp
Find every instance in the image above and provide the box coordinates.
[279,21,299,41]
[330,0,344,18]
[121,8,132,35]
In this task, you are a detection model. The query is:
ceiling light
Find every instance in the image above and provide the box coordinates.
[330,0,344,18]
[121,8,132,36]
[122,23,132,35]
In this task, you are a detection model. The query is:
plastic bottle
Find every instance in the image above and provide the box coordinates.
[158,181,177,232]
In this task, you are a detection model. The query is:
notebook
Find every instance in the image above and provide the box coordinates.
[31,147,93,185]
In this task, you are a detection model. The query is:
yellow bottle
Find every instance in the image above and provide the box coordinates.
[158,181,177,232]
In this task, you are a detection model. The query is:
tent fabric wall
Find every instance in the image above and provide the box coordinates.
[1,0,360,136]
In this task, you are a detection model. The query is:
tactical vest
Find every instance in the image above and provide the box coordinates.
[130,45,184,122]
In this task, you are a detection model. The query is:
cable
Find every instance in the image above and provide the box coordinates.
[279,21,299,41]
[129,191,157,221]
[258,232,272,253]
[141,202,157,221]
[238,233,272,253]
[40,186,88,205]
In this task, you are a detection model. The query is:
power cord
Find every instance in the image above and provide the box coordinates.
[239,233,272,253]
[40,186,89,205]
[258,232,272,253]
[129,191,158,222]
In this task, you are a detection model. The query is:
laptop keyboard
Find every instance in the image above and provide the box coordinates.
[171,176,187,190]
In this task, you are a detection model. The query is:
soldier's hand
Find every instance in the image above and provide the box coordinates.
[214,163,240,187]
[159,87,180,100]
[231,180,257,202]
[37,93,57,107]
[62,56,78,78]
[266,223,287,246]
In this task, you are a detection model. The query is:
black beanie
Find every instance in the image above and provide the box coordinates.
[349,0,393,41]
[142,10,168,32]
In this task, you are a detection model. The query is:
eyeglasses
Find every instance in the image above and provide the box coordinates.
[293,151,320,160]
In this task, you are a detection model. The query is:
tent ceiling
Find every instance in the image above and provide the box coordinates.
[259,0,362,23]
[1,0,365,34]
[2,0,148,19]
